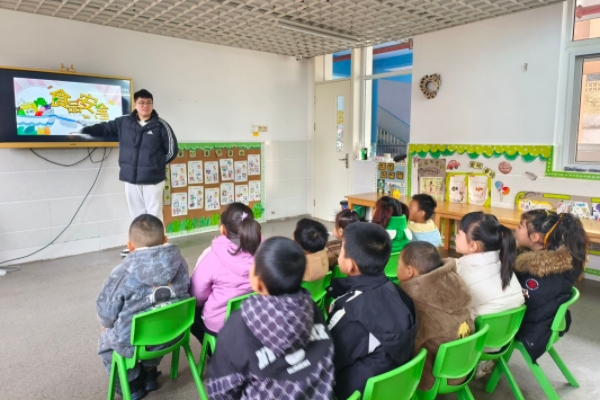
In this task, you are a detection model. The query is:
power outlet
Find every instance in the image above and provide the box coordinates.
[258,125,268,133]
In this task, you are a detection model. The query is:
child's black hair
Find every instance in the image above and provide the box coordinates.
[221,203,262,256]
[335,209,361,231]
[459,212,516,289]
[134,89,153,102]
[254,237,306,295]
[293,218,328,253]
[411,194,437,221]
[521,210,588,275]
[401,241,442,275]
[372,196,410,228]
[343,222,392,276]
[129,214,164,247]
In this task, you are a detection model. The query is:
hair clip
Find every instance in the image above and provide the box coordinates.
[241,212,248,221]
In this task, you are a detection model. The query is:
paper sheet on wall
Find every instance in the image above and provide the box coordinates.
[468,175,488,206]
[248,155,260,176]
[170,164,187,188]
[220,159,234,181]
[448,175,467,204]
[171,192,188,216]
[235,185,249,205]
[249,180,261,202]
[188,186,204,210]
[419,177,443,202]
[221,183,234,205]
[188,161,203,184]
[234,161,248,182]
[205,188,221,211]
[204,161,219,184]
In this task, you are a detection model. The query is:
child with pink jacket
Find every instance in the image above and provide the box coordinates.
[189,203,262,339]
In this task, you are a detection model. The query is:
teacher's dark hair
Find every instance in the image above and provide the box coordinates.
[134,89,153,102]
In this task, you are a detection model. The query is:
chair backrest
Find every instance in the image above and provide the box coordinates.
[332,265,347,279]
[547,287,580,351]
[384,252,401,279]
[225,292,256,321]
[301,271,333,301]
[362,348,427,400]
[475,305,526,351]
[432,325,489,380]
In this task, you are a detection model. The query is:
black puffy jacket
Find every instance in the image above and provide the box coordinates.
[82,110,178,185]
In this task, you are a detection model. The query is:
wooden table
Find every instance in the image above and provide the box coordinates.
[345,192,600,251]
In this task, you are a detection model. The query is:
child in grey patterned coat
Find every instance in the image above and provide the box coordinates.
[97,214,190,400]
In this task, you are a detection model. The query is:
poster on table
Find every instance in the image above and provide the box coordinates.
[448,174,467,204]
[248,154,261,175]
[171,192,188,216]
[170,164,187,188]
[204,161,219,184]
[221,183,234,205]
[249,180,261,202]
[188,186,204,210]
[205,188,221,211]
[220,158,234,181]
[419,177,443,202]
[467,175,489,206]
[234,161,248,182]
[235,185,249,205]
[188,161,203,184]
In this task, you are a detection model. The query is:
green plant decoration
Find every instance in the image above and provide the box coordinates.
[252,202,265,219]
[211,213,221,226]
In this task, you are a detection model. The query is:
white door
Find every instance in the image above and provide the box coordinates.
[314,79,353,222]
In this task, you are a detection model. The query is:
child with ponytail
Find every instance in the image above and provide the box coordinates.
[326,209,361,267]
[514,210,588,362]
[371,196,412,252]
[455,212,524,320]
[189,203,262,340]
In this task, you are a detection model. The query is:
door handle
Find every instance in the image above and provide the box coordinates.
[339,153,349,169]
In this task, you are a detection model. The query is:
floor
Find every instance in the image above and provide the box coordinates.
[1,217,598,400]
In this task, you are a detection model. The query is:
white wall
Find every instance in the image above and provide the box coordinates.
[411,4,563,144]
[0,9,311,266]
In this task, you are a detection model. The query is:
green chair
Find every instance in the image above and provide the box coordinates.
[347,391,362,400]
[475,305,527,400]
[302,271,333,310]
[384,252,401,284]
[107,297,206,400]
[198,292,256,377]
[415,325,489,400]
[486,288,580,400]
[332,264,348,279]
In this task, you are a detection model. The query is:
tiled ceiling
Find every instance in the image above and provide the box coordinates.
[0,0,563,57]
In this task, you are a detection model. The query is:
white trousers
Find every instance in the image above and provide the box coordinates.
[124,181,165,222]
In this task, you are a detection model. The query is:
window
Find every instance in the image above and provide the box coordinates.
[574,0,600,41]
[332,51,351,80]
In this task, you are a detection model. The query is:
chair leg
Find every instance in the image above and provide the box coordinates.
[116,357,132,400]
[458,387,475,400]
[497,357,525,400]
[485,344,515,394]
[184,343,209,400]
[107,356,118,400]
[171,347,181,380]
[517,347,560,400]
[548,347,580,388]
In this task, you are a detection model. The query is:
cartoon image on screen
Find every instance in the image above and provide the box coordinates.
[14,78,123,136]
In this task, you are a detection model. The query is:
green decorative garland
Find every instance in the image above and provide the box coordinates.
[178,142,261,151]
[409,144,552,162]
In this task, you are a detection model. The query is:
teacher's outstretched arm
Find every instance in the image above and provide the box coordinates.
[81,118,121,138]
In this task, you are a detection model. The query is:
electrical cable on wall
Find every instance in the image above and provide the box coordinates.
[0,148,112,275]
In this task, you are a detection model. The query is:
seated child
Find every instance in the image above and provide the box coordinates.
[326,209,361,267]
[206,237,335,400]
[397,241,474,391]
[455,212,525,320]
[328,222,417,399]
[408,194,442,248]
[294,218,329,282]
[372,196,412,252]
[515,210,587,362]
[97,214,190,399]
[190,203,261,339]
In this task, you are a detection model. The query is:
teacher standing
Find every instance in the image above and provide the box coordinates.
[82,89,178,256]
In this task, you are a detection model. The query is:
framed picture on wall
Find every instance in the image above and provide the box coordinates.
[380,171,387,179]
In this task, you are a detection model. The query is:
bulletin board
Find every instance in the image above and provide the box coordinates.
[163,142,264,237]
[376,161,407,197]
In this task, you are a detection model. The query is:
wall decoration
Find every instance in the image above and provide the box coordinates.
[420,177,443,202]
[387,163,395,171]
[188,186,204,210]
[188,161,203,184]
[447,174,467,203]
[171,193,188,217]
[495,181,511,201]
[220,158,234,181]
[468,175,490,206]
[164,166,171,206]
[249,180,261,202]
[248,154,261,175]
[221,183,234,205]
[378,163,386,171]
[447,160,460,170]
[525,171,538,181]
[177,150,184,158]
[499,161,512,174]
[204,161,219,184]
[483,167,496,179]
[396,172,404,180]
[170,164,187,188]
[234,161,248,182]
[215,149,223,157]
[236,185,249,205]
[239,149,246,156]
[380,171,388,179]
[204,150,211,157]
[419,74,442,99]
[205,188,221,211]
[228,150,234,157]
[189,150,197,158]
[377,179,385,194]
[469,161,483,170]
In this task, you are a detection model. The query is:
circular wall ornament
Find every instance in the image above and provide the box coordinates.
[420,74,442,99]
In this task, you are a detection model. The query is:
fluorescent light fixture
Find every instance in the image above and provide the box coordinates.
[277,19,359,44]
